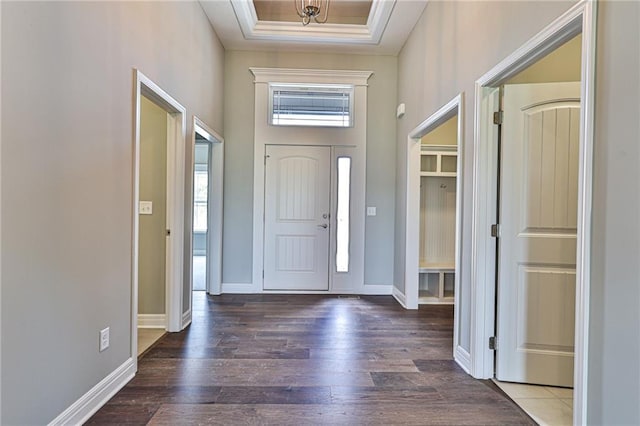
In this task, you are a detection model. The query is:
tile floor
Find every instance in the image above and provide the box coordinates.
[137,328,165,356]
[494,380,573,425]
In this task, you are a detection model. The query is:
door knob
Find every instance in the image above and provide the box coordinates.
[317,224,328,229]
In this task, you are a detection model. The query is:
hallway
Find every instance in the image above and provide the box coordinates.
[88,293,532,424]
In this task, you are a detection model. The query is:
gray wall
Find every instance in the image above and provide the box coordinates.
[0,1,225,424]
[138,96,167,315]
[588,1,640,423]
[397,0,640,423]
[395,0,577,353]
[222,51,397,286]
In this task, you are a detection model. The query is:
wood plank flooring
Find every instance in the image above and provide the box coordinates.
[88,293,533,425]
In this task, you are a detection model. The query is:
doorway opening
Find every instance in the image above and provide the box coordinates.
[190,117,224,300]
[470,2,596,424]
[192,142,209,292]
[403,94,466,370]
[137,95,169,355]
[132,70,187,366]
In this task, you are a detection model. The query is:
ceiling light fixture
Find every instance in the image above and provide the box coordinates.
[295,0,330,26]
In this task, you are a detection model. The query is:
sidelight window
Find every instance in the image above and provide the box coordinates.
[336,157,351,272]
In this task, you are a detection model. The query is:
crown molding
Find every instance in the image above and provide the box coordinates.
[249,67,373,86]
[230,0,396,45]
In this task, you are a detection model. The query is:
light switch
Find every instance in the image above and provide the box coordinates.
[139,201,153,215]
[367,207,377,216]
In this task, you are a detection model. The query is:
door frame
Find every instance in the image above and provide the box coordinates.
[190,116,224,298]
[403,94,467,371]
[242,68,372,295]
[131,69,186,367]
[469,1,596,424]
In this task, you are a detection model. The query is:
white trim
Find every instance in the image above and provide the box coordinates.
[48,358,135,426]
[132,69,187,370]
[182,309,192,329]
[404,97,463,292]
[469,3,596,425]
[249,68,372,295]
[230,0,395,45]
[260,287,393,296]
[0,2,3,418]
[137,314,166,329]
[360,285,393,295]
[250,68,372,86]
[191,117,224,297]
[455,346,472,375]
[219,283,393,296]
[221,282,256,294]
[392,286,408,309]
[574,2,597,424]
[470,86,500,380]
[164,112,185,333]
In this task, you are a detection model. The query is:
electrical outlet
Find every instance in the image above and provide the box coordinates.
[139,201,153,215]
[99,327,110,352]
[366,206,377,216]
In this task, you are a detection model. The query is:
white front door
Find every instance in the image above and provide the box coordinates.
[496,82,580,387]
[263,145,331,291]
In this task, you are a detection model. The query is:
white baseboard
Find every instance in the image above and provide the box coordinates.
[48,357,135,426]
[361,285,393,295]
[137,314,166,329]
[221,282,257,293]
[181,309,192,329]
[455,345,472,374]
[221,283,394,295]
[392,286,408,308]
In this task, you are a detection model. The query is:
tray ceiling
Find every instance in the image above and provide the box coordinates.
[199,0,428,55]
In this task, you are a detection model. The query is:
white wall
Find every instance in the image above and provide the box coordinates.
[0,2,224,424]
[223,51,397,288]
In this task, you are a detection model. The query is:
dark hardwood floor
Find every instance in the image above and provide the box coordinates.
[88,293,533,425]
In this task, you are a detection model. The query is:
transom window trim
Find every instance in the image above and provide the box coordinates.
[269,83,355,128]
[250,68,373,86]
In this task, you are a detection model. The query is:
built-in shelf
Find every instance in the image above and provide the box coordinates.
[419,144,457,305]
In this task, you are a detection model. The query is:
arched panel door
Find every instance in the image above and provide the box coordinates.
[497,82,580,387]
[263,145,331,291]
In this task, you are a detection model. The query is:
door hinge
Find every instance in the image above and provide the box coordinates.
[491,224,500,238]
[489,336,497,350]
[493,110,503,125]
[264,154,270,165]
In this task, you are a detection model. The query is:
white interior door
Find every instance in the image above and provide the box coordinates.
[264,145,330,291]
[496,82,580,387]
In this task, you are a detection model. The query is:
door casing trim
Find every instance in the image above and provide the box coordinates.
[190,117,224,298]
[249,68,372,294]
[132,69,187,370]
[469,2,596,425]
[402,94,468,374]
